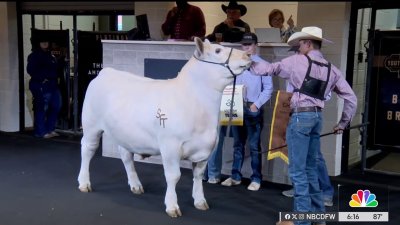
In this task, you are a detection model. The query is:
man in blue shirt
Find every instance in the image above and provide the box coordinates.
[220,33,273,191]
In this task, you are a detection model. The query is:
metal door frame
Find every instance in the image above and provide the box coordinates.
[345,1,400,174]
[16,2,135,134]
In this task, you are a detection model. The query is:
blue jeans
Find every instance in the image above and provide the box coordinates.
[288,149,334,201]
[30,81,62,137]
[230,108,262,183]
[317,150,334,202]
[287,111,325,225]
[204,126,227,180]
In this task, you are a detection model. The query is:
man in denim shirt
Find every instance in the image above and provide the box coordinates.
[220,33,273,191]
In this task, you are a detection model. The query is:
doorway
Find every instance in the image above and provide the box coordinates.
[20,8,136,135]
[346,3,400,175]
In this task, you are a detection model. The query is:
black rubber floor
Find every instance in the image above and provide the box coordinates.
[0,131,399,225]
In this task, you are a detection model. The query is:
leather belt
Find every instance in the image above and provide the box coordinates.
[290,106,322,115]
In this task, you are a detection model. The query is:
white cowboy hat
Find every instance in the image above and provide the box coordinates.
[287,26,333,46]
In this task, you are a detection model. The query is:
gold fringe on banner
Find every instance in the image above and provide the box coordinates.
[267,90,293,164]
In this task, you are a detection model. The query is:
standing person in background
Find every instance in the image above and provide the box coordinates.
[220,33,273,191]
[27,37,62,139]
[268,9,297,42]
[161,0,206,41]
[251,26,357,225]
[204,11,251,181]
[203,126,228,184]
[206,1,250,43]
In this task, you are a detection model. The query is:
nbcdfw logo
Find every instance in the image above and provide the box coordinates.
[279,189,380,222]
[279,212,337,222]
[349,189,378,207]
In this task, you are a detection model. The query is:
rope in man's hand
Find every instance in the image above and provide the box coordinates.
[225,122,369,163]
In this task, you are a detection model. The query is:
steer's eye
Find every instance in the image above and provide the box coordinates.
[215,48,221,54]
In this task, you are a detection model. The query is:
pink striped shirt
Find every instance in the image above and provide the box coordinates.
[261,50,357,129]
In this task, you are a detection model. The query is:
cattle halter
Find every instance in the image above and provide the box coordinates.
[193,48,242,77]
[193,47,245,136]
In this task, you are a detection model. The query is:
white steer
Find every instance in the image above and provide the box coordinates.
[77,37,251,217]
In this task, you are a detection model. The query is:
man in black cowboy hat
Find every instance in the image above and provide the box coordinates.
[206,1,250,43]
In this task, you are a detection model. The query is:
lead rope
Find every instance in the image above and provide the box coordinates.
[225,122,370,163]
[192,47,241,136]
[226,76,237,137]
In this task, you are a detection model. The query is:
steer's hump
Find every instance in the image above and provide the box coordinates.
[86,67,163,98]
[97,67,155,83]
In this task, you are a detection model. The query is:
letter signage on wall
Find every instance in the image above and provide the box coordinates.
[369,30,400,150]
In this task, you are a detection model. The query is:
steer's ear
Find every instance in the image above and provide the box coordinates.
[194,37,204,58]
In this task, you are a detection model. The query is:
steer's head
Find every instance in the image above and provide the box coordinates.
[193,37,252,77]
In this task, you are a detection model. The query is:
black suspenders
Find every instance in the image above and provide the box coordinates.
[294,54,331,100]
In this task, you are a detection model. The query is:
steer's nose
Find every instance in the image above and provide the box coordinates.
[246,60,254,70]
[244,60,252,71]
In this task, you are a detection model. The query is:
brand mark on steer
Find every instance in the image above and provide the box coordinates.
[156,108,168,128]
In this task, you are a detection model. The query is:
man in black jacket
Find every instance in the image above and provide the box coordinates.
[206,1,250,43]
[27,37,62,138]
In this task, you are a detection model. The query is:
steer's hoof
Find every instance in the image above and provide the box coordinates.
[131,186,144,194]
[78,184,92,192]
[194,200,209,210]
[166,207,182,218]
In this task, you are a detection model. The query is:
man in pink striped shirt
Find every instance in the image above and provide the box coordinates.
[252,26,357,225]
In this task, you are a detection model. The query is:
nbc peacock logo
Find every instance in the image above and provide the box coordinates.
[349,189,378,207]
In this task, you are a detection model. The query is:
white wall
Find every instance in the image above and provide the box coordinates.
[0,2,19,131]
[135,1,298,41]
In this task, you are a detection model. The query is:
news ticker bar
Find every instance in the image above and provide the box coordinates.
[279,212,389,222]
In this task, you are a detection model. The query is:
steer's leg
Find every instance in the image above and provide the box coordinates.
[77,129,102,192]
[118,146,144,194]
[192,160,209,210]
[160,142,182,217]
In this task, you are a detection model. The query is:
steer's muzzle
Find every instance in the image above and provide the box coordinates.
[244,60,253,71]
[247,61,255,71]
